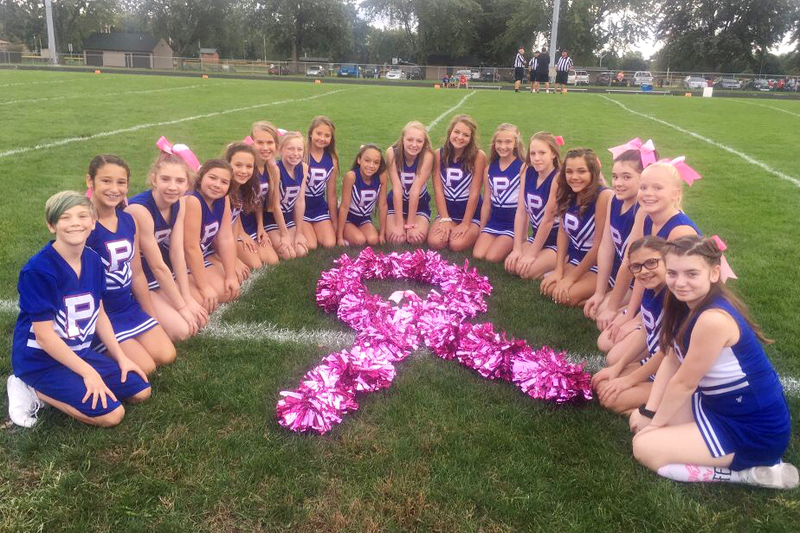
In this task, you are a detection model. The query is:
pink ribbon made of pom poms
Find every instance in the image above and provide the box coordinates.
[276,248,592,435]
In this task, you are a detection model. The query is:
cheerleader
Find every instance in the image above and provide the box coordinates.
[184,159,240,312]
[336,144,388,246]
[301,116,339,249]
[85,155,175,375]
[385,121,434,245]
[7,191,150,428]
[630,236,797,489]
[127,149,207,341]
[428,115,486,252]
[540,148,614,306]
[472,123,525,262]
[505,131,562,278]
[265,131,309,259]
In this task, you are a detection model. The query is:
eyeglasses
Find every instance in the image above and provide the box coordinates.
[628,257,661,274]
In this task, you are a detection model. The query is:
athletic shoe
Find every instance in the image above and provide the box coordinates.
[738,463,800,489]
[6,375,44,428]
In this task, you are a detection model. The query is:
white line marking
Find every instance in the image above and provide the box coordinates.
[742,101,800,118]
[0,79,75,88]
[0,299,18,314]
[427,91,477,130]
[0,89,350,159]
[0,83,204,106]
[598,95,800,189]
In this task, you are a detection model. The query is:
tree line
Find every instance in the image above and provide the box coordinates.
[1,0,798,73]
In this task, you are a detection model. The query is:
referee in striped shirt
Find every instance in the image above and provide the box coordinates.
[555,50,574,94]
[514,47,525,92]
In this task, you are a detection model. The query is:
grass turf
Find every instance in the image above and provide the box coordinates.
[1,69,799,532]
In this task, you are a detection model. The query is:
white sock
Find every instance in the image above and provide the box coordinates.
[658,462,800,489]
[657,463,735,483]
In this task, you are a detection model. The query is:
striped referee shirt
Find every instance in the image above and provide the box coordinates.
[556,55,573,72]
[529,57,538,71]
[514,52,525,68]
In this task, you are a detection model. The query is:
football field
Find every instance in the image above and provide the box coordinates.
[1,68,800,532]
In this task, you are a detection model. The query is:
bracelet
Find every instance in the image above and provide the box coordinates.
[638,404,656,419]
[439,217,452,223]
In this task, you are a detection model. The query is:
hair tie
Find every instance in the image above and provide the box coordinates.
[656,156,701,186]
[554,135,565,146]
[243,136,254,146]
[712,235,737,282]
[608,137,657,168]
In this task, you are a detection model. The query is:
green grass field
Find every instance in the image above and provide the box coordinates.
[1,68,799,532]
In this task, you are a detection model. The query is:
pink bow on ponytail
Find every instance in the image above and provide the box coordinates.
[608,137,657,168]
[554,135,565,146]
[156,136,201,172]
[657,156,702,186]
[712,235,738,282]
[243,136,255,146]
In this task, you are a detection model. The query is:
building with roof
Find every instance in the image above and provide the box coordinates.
[82,32,173,69]
[200,48,219,63]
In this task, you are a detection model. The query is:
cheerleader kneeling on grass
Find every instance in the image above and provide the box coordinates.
[337,144,388,247]
[629,235,797,489]
[7,191,150,428]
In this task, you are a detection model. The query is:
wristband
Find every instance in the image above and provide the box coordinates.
[638,404,656,419]
[439,217,452,223]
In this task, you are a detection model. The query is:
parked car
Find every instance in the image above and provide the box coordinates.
[338,63,360,78]
[305,65,326,77]
[596,71,613,85]
[568,69,589,85]
[713,77,741,89]
[633,71,654,86]
[385,69,406,80]
[683,76,706,89]
[268,63,289,76]
[743,78,770,91]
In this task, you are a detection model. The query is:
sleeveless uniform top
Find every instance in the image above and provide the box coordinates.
[482,158,522,237]
[347,168,381,222]
[241,166,270,236]
[190,191,225,258]
[438,149,482,223]
[608,197,638,278]
[643,211,700,239]
[561,188,607,265]
[12,243,105,377]
[305,150,335,222]
[388,151,431,216]
[277,160,304,217]
[128,190,179,287]
[640,287,665,362]
[85,210,138,313]
[523,166,559,246]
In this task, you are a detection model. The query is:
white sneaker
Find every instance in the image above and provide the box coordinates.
[738,462,800,489]
[6,375,44,428]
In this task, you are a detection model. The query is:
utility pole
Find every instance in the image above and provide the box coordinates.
[44,0,58,64]
[548,0,561,67]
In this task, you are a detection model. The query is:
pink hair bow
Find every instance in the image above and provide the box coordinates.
[277,128,287,137]
[657,156,702,186]
[608,137,657,168]
[243,136,254,145]
[554,135,565,146]
[712,235,738,282]
[156,136,201,172]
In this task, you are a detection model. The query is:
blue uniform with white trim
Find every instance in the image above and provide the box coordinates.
[608,197,638,287]
[241,167,270,238]
[346,168,381,226]
[387,152,432,220]
[523,166,558,248]
[438,149,481,225]
[128,190,179,291]
[265,161,304,231]
[561,189,607,273]
[674,296,790,470]
[11,243,150,417]
[639,287,665,382]
[643,211,700,239]
[304,150,335,223]
[86,210,157,350]
[482,158,522,237]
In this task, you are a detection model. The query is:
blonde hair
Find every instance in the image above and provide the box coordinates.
[148,152,194,189]
[391,121,433,174]
[251,120,279,141]
[489,123,524,163]
[642,162,684,210]
[526,131,562,170]
[45,191,95,226]
[278,131,305,154]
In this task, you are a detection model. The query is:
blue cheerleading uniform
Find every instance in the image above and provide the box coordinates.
[607,198,638,287]
[523,166,558,248]
[561,189,607,273]
[482,158,523,237]
[387,151,432,220]
[241,166,270,238]
[639,287,665,381]
[265,160,304,231]
[673,296,790,471]
[128,190,179,291]
[86,210,158,350]
[438,149,482,226]
[346,168,381,226]
[304,150,336,223]
[643,211,700,239]
[11,243,150,417]
[190,191,225,268]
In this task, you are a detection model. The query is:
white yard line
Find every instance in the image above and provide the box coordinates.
[427,91,477,130]
[598,95,800,189]
[741,100,800,119]
[0,83,204,106]
[0,79,76,88]
[0,89,350,159]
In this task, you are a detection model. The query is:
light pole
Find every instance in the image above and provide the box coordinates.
[548,0,561,67]
[44,0,58,64]
[599,52,606,68]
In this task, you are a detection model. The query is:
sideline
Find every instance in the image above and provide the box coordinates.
[0,88,350,159]
[598,95,800,189]
[427,91,477,130]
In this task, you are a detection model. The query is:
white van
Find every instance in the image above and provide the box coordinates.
[633,71,653,86]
